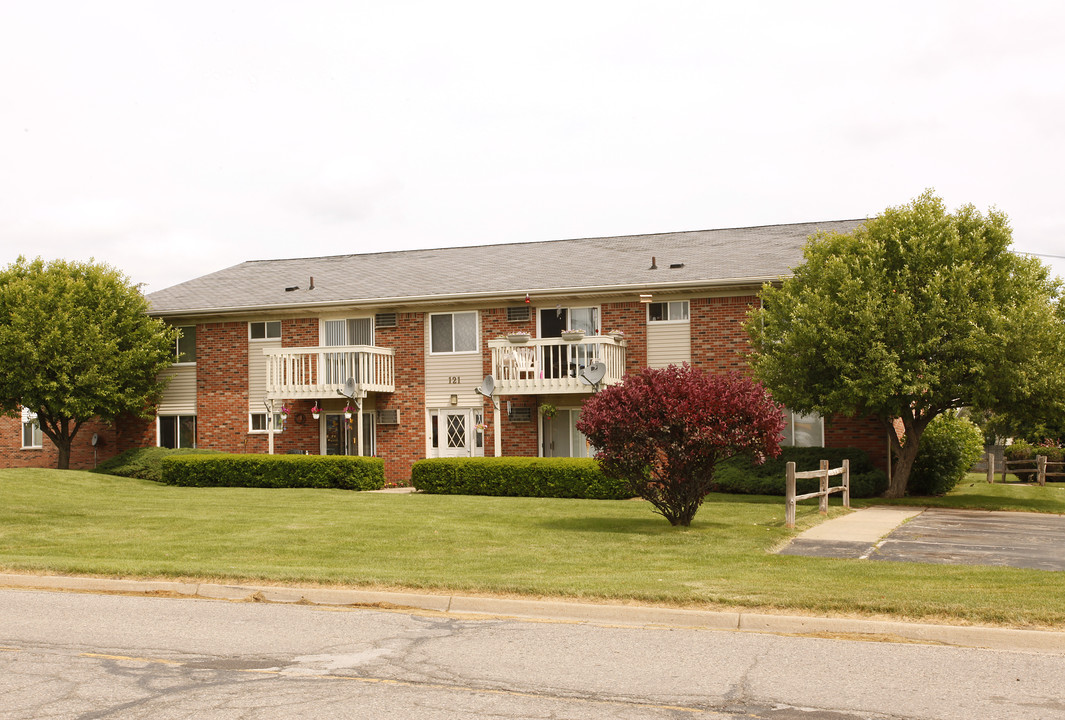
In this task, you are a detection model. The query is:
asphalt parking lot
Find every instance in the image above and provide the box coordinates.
[780,507,1065,571]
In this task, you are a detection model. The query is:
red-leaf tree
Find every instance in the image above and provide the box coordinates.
[576,365,784,526]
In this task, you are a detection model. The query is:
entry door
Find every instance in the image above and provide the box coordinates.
[323,413,374,456]
[439,409,471,457]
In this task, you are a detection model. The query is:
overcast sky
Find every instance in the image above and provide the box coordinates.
[3,1,1064,292]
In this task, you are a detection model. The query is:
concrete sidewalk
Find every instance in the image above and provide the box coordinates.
[779,506,924,559]
[1,571,1062,655]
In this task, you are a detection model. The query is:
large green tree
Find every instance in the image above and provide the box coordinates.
[746,191,1065,497]
[0,257,177,469]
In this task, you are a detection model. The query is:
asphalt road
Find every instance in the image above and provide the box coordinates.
[3,589,1064,720]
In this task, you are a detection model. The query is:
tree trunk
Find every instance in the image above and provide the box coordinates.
[884,437,919,498]
[55,437,72,470]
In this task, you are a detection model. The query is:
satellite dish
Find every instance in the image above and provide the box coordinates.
[91,433,99,447]
[339,377,357,399]
[477,375,495,398]
[579,362,607,387]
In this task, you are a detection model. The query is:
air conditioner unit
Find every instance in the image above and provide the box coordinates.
[375,409,400,425]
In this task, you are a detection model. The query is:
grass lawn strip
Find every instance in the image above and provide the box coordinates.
[1,468,1063,629]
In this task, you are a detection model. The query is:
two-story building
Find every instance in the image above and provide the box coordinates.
[2,220,889,480]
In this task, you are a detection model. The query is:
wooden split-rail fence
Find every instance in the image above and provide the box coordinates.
[984,453,1065,487]
[785,459,850,529]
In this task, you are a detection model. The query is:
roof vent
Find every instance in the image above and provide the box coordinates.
[669,263,685,269]
[285,285,299,292]
[649,256,658,270]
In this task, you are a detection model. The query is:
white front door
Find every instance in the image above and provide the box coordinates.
[440,409,471,458]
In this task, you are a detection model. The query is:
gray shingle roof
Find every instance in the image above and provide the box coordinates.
[146,219,865,316]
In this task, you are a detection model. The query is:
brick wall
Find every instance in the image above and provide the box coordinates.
[825,413,890,473]
[690,295,758,374]
[196,322,249,451]
[602,301,647,373]
[374,311,426,483]
[0,414,121,470]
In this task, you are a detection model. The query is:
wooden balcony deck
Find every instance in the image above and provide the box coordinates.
[263,345,395,399]
[488,336,626,394]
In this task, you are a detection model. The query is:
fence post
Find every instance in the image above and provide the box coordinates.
[1038,454,1047,487]
[842,458,850,508]
[986,452,994,484]
[785,461,796,529]
[1001,456,1008,484]
[819,459,829,515]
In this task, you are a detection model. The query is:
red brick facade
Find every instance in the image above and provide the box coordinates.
[2,295,890,478]
[690,295,758,374]
[374,312,426,482]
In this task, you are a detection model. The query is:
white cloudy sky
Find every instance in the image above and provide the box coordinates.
[2,1,1064,292]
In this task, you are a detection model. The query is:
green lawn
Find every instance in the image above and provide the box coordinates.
[2,468,1064,628]
[853,473,1065,513]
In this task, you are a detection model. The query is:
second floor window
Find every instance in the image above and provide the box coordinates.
[175,326,196,363]
[249,321,281,340]
[648,301,689,323]
[430,312,478,353]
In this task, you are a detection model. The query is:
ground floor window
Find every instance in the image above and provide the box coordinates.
[21,410,43,449]
[249,412,284,433]
[159,415,197,449]
[541,407,591,458]
[323,413,375,456]
[781,409,823,447]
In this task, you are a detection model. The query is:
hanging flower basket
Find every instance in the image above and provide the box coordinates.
[560,330,585,341]
[311,403,321,420]
[343,404,353,420]
[280,405,290,421]
[507,332,531,343]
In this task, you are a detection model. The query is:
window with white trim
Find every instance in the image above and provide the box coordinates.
[647,301,689,323]
[249,321,281,340]
[430,312,478,353]
[21,409,43,449]
[249,413,283,432]
[159,415,197,448]
[174,326,196,363]
[781,409,824,447]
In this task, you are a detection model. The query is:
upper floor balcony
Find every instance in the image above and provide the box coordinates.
[263,345,395,400]
[487,335,627,394]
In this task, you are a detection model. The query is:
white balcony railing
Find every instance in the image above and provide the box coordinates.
[263,345,395,399]
[488,336,626,394]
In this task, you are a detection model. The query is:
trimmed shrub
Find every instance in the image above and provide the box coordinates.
[712,446,888,498]
[411,457,633,499]
[161,454,384,490]
[908,414,985,496]
[92,447,221,483]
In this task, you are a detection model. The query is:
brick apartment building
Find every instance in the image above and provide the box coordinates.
[2,220,889,482]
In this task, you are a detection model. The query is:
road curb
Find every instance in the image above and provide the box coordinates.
[1,572,1062,655]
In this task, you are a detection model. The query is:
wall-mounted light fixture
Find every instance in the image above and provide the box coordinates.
[449,394,458,406]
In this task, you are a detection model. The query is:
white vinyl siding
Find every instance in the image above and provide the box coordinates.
[425,352,482,407]
[646,322,691,368]
[157,364,197,414]
[248,337,281,410]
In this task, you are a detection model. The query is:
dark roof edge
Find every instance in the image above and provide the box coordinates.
[148,275,784,318]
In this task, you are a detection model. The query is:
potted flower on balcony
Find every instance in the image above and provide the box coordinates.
[607,328,625,340]
[506,331,531,343]
[311,403,321,420]
[560,329,585,341]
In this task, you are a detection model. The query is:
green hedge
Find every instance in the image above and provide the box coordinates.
[411,457,633,499]
[908,414,985,496]
[161,454,385,490]
[712,446,888,498]
[92,447,221,483]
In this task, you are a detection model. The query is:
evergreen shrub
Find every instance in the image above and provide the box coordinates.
[161,454,384,490]
[712,446,888,498]
[411,457,633,499]
[908,414,985,496]
[92,447,220,483]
